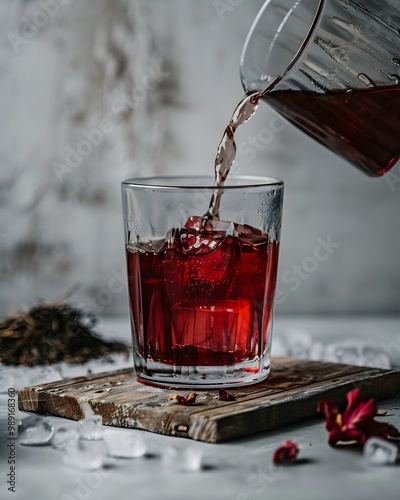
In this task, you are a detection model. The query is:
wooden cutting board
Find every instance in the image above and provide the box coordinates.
[18,358,400,443]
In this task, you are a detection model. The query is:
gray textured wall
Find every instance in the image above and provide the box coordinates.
[1,0,400,317]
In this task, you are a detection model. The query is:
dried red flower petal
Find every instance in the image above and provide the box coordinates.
[272,440,299,465]
[185,392,197,405]
[317,388,390,446]
[168,393,197,405]
[219,389,236,401]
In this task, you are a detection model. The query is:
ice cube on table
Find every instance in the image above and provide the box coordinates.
[272,328,313,359]
[0,371,15,393]
[78,415,103,440]
[18,416,54,445]
[30,366,63,385]
[161,446,202,472]
[82,439,109,457]
[363,437,399,465]
[0,366,35,391]
[360,345,391,369]
[273,331,392,369]
[314,341,391,369]
[325,343,360,365]
[104,431,147,458]
[309,341,327,361]
[51,427,79,451]
[62,442,104,470]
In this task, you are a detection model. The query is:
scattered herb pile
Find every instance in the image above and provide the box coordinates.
[0,302,130,366]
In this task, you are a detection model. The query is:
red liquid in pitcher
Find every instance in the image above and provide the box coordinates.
[264,86,400,177]
[126,217,279,367]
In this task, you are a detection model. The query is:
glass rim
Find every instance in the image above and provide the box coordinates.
[240,0,324,94]
[121,175,284,190]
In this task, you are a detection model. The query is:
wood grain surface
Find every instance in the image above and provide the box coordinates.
[18,358,400,443]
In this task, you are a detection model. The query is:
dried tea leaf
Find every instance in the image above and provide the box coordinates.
[0,302,130,366]
[219,389,236,401]
[168,393,197,405]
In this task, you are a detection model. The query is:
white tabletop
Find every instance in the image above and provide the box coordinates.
[1,316,400,500]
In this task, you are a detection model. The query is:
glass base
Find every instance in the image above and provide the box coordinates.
[134,356,271,389]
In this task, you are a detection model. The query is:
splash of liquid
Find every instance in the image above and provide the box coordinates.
[204,91,261,221]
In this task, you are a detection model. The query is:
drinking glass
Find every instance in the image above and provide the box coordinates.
[121,176,283,388]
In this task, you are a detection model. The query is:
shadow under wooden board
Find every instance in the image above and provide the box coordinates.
[18,357,400,443]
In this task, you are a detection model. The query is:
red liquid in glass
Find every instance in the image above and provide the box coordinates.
[264,86,400,177]
[126,217,279,367]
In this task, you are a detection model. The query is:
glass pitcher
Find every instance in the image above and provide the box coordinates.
[240,0,400,177]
